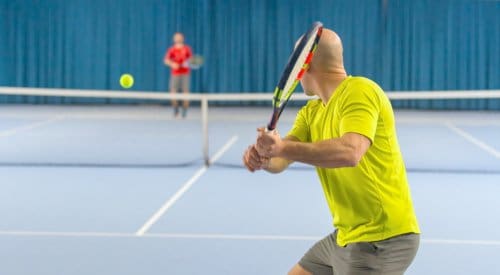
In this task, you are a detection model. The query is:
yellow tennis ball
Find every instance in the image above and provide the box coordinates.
[120,74,134,89]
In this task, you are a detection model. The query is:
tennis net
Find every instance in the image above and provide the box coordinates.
[0,87,499,174]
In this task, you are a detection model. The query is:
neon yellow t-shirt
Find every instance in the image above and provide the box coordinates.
[288,76,420,246]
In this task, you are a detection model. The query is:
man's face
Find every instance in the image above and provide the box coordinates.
[173,33,184,44]
[300,71,316,96]
[295,37,316,96]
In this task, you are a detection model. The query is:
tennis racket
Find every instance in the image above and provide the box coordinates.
[267,21,323,131]
[188,54,204,69]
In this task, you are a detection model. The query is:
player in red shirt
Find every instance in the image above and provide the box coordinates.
[164,32,192,118]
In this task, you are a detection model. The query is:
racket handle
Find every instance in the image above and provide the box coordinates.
[267,112,279,131]
[266,124,275,132]
[265,125,277,133]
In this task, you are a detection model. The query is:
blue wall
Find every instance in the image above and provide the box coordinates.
[0,0,499,108]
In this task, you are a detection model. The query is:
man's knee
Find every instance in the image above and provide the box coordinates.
[288,264,312,275]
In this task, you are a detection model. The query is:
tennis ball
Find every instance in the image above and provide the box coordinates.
[120,74,134,89]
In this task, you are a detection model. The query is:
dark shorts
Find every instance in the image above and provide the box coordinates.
[169,74,190,93]
[299,231,419,275]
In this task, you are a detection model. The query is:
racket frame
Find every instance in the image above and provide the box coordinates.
[267,22,323,131]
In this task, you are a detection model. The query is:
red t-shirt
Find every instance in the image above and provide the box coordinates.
[164,45,192,75]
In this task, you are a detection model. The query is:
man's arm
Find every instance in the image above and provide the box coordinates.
[164,58,179,69]
[256,130,371,168]
[243,136,296,173]
[163,50,179,69]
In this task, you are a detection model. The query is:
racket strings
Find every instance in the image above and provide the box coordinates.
[267,21,323,131]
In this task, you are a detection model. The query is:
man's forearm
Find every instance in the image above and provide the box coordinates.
[164,58,175,67]
[279,138,360,168]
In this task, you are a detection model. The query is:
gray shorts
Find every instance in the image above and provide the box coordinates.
[169,74,190,93]
[299,231,419,275]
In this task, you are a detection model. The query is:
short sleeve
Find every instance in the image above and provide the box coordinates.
[339,87,380,143]
[186,46,192,58]
[287,105,310,142]
[165,47,173,60]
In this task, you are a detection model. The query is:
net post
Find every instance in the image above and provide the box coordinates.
[201,97,210,166]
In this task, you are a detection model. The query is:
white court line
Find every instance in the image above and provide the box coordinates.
[144,234,500,246]
[0,116,64,138]
[0,231,132,238]
[134,135,239,236]
[1,230,500,246]
[446,123,500,159]
[134,167,207,236]
[422,238,500,246]
[209,135,239,164]
[147,233,319,241]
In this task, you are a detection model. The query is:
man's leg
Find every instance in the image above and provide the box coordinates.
[331,233,420,275]
[290,231,419,275]
[170,76,180,117]
[375,233,420,274]
[181,74,190,118]
[288,264,313,275]
[290,233,336,275]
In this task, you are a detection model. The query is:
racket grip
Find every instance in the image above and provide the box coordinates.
[265,125,277,133]
[267,113,278,131]
[266,124,275,132]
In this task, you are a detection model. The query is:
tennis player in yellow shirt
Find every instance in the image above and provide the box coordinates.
[243,29,420,275]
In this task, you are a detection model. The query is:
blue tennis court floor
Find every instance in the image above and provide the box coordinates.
[0,105,499,275]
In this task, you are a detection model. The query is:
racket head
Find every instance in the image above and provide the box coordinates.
[189,55,204,69]
[267,21,323,131]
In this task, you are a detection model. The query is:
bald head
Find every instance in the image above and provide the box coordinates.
[298,28,347,98]
[310,29,345,73]
[173,32,184,44]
